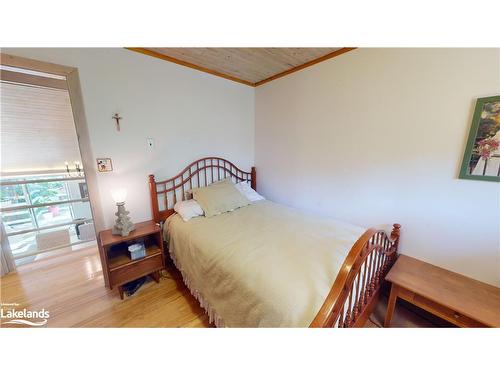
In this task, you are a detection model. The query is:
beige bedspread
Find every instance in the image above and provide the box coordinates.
[164,200,366,327]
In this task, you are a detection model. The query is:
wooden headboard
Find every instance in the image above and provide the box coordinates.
[148,157,256,223]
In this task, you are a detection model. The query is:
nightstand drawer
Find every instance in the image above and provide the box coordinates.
[110,253,163,286]
[398,285,487,328]
[410,292,486,328]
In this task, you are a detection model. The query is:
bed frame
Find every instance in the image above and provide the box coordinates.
[148,157,401,328]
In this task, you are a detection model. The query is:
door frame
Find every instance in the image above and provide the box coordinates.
[1,52,104,232]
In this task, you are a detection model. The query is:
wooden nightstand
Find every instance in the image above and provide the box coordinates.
[384,255,500,327]
[97,220,165,299]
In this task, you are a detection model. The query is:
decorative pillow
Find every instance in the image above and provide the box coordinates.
[208,177,232,187]
[183,178,230,200]
[192,179,250,217]
[173,199,204,222]
[234,181,265,202]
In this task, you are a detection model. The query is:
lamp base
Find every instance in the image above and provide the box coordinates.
[112,203,136,237]
[112,224,136,237]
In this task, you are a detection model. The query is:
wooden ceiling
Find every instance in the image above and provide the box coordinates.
[127,48,355,87]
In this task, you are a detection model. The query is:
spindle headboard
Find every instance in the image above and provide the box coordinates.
[148,157,256,223]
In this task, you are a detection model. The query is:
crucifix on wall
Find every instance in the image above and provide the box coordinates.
[112,113,123,131]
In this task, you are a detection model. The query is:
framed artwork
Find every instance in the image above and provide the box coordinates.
[459,95,500,182]
[96,158,113,172]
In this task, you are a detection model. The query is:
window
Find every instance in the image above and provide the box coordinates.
[0,174,95,262]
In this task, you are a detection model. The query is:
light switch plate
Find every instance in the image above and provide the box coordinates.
[147,138,154,149]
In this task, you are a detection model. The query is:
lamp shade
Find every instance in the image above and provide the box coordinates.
[111,189,127,204]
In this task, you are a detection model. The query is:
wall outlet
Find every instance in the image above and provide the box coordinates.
[147,138,154,149]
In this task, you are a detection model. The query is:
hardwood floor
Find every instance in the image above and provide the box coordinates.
[1,246,434,328]
[1,246,210,327]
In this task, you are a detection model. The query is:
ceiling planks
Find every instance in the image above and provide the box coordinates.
[127,48,355,86]
[254,48,356,86]
[126,48,255,86]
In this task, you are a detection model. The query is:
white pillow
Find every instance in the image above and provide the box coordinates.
[234,181,265,202]
[174,199,204,222]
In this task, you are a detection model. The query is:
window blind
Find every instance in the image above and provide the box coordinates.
[0,74,81,174]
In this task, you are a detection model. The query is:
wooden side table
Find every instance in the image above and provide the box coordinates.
[384,255,500,328]
[97,220,165,299]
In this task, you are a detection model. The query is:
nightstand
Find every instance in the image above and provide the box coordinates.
[384,255,500,327]
[97,220,165,299]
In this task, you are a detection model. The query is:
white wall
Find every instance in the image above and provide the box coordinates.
[3,48,255,230]
[256,48,500,287]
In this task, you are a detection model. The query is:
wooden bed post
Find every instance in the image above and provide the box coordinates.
[390,223,401,244]
[148,174,160,223]
[251,167,256,190]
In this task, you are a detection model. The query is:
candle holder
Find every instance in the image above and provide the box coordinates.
[65,161,83,177]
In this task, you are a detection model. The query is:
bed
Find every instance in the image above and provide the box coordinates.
[149,157,401,327]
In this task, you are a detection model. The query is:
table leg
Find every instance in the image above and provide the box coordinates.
[118,285,124,300]
[384,284,399,327]
[151,270,160,283]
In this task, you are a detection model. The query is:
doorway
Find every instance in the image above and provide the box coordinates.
[0,55,99,265]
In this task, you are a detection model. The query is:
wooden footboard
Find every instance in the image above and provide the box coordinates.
[310,224,401,328]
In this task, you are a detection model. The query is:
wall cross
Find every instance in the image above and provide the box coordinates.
[112,113,123,131]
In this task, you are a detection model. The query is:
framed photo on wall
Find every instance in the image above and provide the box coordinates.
[96,158,113,172]
[459,95,500,182]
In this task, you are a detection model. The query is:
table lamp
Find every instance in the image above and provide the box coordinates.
[111,189,135,236]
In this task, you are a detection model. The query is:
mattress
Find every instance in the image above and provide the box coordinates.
[164,200,366,327]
